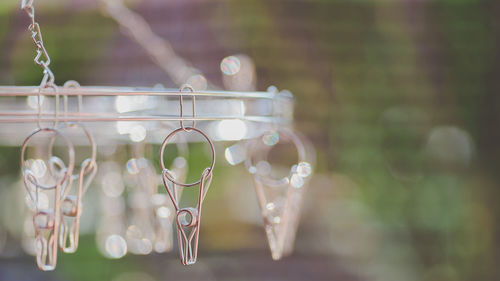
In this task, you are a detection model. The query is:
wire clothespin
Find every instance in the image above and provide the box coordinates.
[245,88,313,260]
[159,84,215,265]
[20,74,76,270]
[55,81,97,253]
[21,128,75,270]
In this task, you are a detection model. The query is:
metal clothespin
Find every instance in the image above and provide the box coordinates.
[159,84,215,265]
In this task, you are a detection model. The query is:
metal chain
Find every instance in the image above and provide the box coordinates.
[23,0,210,89]
[21,0,55,88]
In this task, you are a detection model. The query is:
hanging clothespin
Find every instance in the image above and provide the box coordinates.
[159,84,215,265]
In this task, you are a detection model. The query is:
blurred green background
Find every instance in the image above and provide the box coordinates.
[0,0,499,280]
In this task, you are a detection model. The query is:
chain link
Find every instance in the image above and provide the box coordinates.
[21,0,55,88]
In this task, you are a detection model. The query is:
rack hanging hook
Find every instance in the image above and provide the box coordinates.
[179,84,196,132]
[36,83,59,129]
[62,80,82,123]
[269,86,279,131]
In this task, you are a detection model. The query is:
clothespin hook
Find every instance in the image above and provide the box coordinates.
[179,84,196,132]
